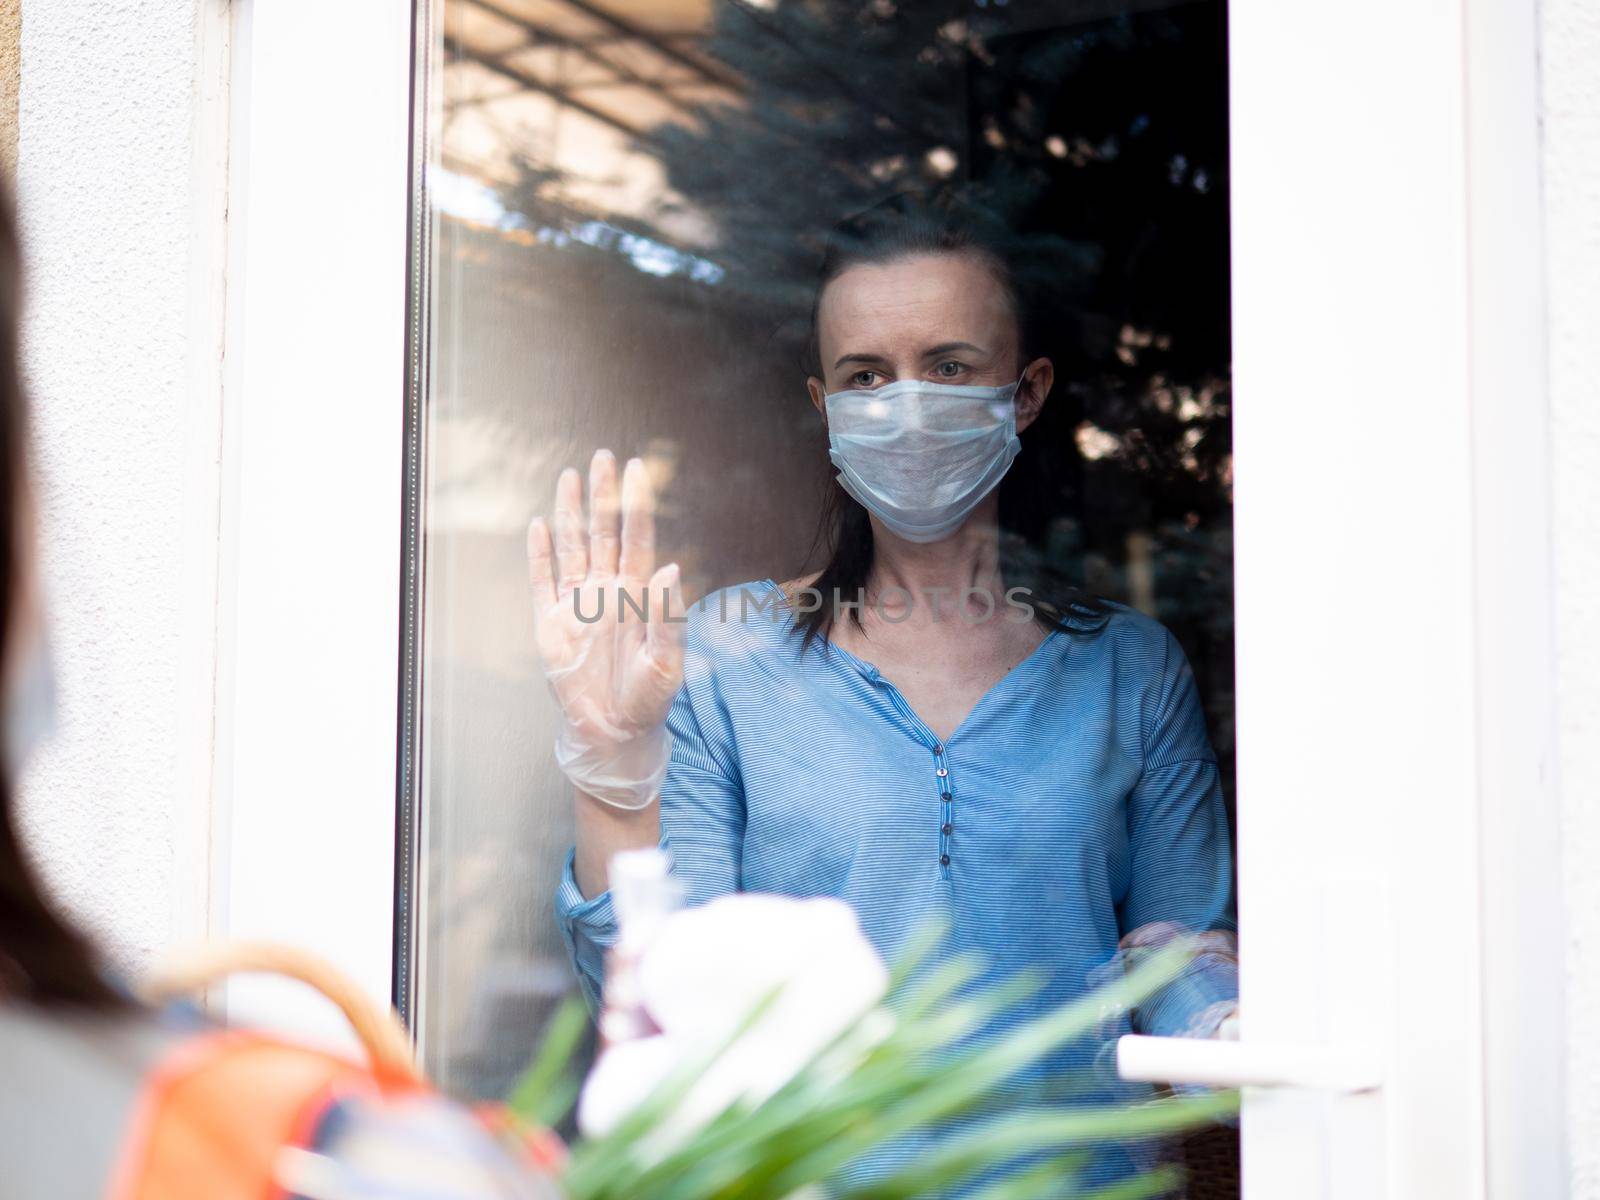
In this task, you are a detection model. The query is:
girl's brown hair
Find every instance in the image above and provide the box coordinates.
[0,182,125,1008]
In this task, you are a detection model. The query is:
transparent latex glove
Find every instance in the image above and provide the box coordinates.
[526,451,685,811]
[1089,921,1240,1041]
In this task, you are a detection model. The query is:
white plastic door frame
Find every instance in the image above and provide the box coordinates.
[214,0,414,1047]
[1227,0,1562,1196]
[209,0,1566,1182]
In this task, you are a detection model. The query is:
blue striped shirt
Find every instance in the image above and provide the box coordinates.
[555,579,1236,1179]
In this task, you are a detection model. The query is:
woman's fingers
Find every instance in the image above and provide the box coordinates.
[538,453,679,739]
[587,449,621,579]
[526,516,557,609]
[552,466,589,595]
[644,562,685,685]
[617,456,656,589]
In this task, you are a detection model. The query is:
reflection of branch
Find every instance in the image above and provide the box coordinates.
[464,0,705,123]
[455,42,648,140]
[722,0,952,148]
[548,0,745,91]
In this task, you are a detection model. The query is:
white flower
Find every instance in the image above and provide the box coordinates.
[577,893,891,1148]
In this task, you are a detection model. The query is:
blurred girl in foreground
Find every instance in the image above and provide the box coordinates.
[0,187,554,1198]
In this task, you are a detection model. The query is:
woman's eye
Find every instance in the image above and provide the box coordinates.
[849,370,879,388]
[934,360,965,378]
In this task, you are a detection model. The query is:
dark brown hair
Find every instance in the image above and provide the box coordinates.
[0,181,125,1008]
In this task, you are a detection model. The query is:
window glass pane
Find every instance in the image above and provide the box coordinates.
[409,0,1235,1183]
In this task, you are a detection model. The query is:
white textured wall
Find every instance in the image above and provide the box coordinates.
[1543,0,1600,1194]
[14,0,225,977]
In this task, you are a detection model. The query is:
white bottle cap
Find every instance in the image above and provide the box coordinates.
[610,846,683,951]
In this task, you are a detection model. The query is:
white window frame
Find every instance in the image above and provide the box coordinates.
[212,0,1566,1190]
[212,0,414,1045]
[1229,0,1563,1194]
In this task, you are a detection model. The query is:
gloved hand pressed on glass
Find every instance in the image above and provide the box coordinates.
[527,451,685,812]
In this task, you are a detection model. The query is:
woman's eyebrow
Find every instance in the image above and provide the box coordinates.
[922,341,986,358]
[832,351,889,369]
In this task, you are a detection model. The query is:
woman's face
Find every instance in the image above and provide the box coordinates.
[806,250,1053,433]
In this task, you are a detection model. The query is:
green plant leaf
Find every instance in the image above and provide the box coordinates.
[551,928,1227,1200]
[506,992,590,1129]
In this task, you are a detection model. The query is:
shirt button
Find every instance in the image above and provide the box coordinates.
[935,767,949,778]
[939,854,951,866]
[932,743,943,756]
[941,822,953,835]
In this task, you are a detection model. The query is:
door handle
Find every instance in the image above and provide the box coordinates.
[1116,1035,1382,1093]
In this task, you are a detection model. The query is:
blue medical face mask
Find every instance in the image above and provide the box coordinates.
[823,373,1025,543]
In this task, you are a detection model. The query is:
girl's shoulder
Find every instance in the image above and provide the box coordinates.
[0,1001,194,1195]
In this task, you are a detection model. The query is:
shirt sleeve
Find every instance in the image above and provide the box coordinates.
[1119,628,1238,1038]
[553,659,746,1012]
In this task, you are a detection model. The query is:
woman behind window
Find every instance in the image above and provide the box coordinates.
[530,190,1238,1186]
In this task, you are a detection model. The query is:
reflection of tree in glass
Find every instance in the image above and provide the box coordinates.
[500,0,1234,810]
